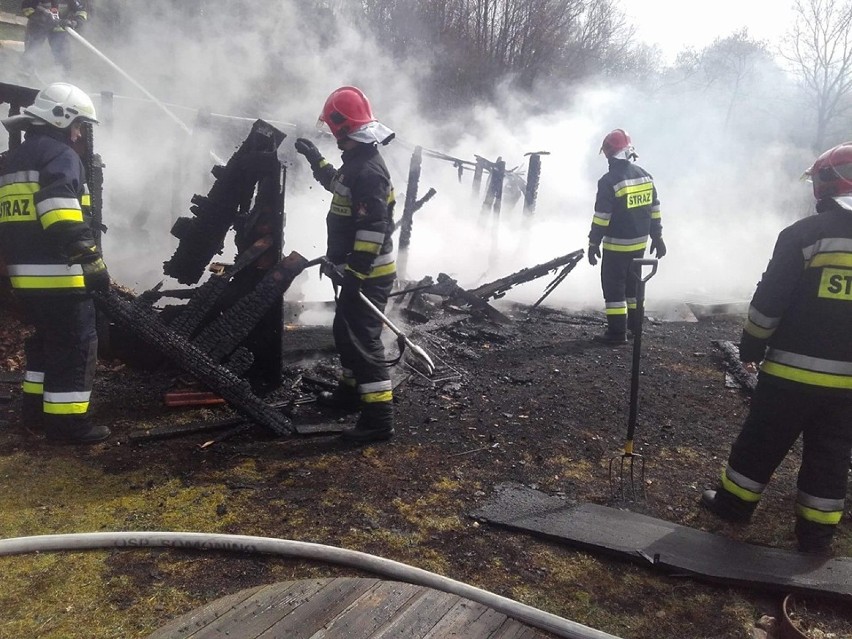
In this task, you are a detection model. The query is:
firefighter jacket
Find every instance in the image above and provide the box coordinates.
[310,143,396,283]
[22,0,87,27]
[589,158,662,253]
[741,198,852,395]
[0,126,100,296]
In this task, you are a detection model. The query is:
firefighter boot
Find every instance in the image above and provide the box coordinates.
[341,402,394,444]
[593,314,628,345]
[795,517,835,555]
[700,489,756,524]
[21,393,44,434]
[44,419,111,445]
[317,383,360,412]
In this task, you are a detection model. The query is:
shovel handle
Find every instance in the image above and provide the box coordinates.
[631,258,658,283]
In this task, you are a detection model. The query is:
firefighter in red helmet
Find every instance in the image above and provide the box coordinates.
[701,141,852,554]
[588,129,665,344]
[293,87,397,444]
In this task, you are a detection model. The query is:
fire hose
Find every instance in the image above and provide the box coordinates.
[62,26,224,165]
[0,531,622,639]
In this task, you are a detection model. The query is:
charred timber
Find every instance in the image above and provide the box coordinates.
[434,273,512,325]
[192,252,310,362]
[167,236,274,339]
[470,249,585,301]
[93,288,293,436]
[163,119,286,284]
[712,340,757,393]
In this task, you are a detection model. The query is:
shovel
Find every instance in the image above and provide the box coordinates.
[609,258,658,501]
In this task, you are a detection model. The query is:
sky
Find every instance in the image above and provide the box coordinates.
[624,0,798,62]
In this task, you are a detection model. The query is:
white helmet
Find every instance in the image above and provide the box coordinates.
[24,82,98,129]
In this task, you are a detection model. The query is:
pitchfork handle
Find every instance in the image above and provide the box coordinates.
[625,258,658,444]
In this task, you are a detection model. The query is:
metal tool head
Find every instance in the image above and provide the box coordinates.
[608,451,646,502]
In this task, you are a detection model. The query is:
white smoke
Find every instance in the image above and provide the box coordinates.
[31,1,818,314]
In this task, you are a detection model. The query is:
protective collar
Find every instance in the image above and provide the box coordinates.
[1,113,37,132]
[833,195,852,211]
[348,121,395,145]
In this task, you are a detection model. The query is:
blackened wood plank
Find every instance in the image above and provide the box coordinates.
[472,482,852,602]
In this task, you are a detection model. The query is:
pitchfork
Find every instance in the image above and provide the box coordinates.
[609,258,658,501]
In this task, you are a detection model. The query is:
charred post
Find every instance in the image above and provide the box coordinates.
[163,119,286,285]
[397,145,423,278]
[523,151,549,217]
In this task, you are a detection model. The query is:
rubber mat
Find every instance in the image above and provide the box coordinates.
[471,482,852,601]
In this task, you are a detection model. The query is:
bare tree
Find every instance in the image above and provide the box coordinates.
[781,0,852,151]
[357,0,633,103]
[700,29,772,128]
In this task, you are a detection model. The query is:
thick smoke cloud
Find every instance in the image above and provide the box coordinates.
[51,2,817,314]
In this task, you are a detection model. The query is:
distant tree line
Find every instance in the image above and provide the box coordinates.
[8,0,852,151]
[342,0,642,106]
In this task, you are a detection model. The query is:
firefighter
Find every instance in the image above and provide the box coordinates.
[588,129,665,344]
[0,82,111,444]
[294,86,397,444]
[701,142,852,554]
[21,1,88,77]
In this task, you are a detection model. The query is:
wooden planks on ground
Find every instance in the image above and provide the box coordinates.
[471,482,852,602]
[146,577,554,639]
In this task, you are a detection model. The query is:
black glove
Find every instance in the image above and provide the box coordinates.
[320,260,345,286]
[338,269,363,304]
[738,330,766,365]
[294,138,323,166]
[650,237,667,259]
[61,18,79,29]
[588,243,601,266]
[82,258,111,293]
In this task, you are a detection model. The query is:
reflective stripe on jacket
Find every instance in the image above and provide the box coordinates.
[0,127,97,295]
[741,199,852,394]
[310,143,396,281]
[589,158,662,252]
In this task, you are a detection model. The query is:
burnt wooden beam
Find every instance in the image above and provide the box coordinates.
[713,340,757,392]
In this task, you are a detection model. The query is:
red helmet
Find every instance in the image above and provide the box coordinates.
[600,128,635,159]
[319,86,376,140]
[805,142,852,199]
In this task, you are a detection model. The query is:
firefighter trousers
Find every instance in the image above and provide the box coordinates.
[724,380,852,538]
[600,248,644,334]
[23,23,73,74]
[332,278,394,411]
[21,295,98,435]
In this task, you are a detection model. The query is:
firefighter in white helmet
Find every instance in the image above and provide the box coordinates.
[0,82,111,444]
[701,142,852,554]
[588,129,665,344]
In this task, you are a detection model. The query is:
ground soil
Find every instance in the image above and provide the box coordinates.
[0,290,851,639]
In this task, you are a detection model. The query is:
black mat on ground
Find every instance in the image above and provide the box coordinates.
[471,482,852,601]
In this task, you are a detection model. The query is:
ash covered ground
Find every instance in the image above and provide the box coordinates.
[0,290,851,639]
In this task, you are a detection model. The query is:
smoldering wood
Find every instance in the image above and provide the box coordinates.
[470,249,585,301]
[712,340,757,392]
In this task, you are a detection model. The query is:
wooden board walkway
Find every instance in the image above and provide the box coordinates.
[147,576,556,639]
